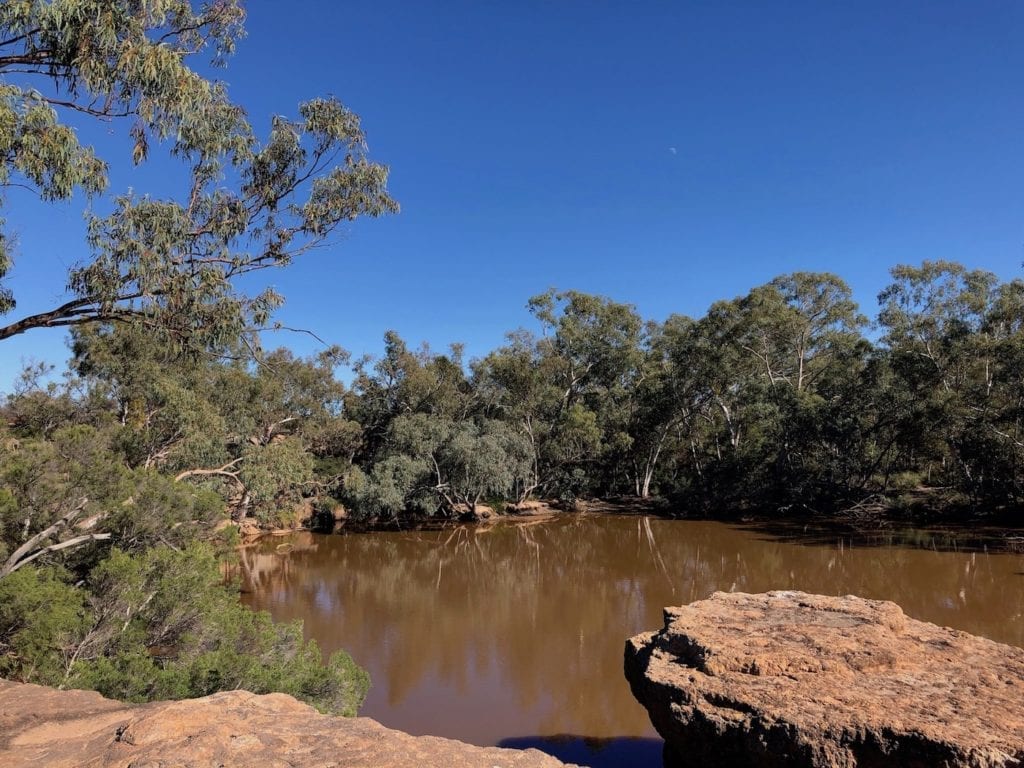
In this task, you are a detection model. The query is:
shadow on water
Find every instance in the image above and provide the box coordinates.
[736,517,1024,554]
[497,735,665,768]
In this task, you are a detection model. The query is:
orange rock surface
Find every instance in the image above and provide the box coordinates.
[625,590,1024,767]
[0,680,574,767]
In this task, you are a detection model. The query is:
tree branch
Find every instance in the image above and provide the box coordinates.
[174,457,244,483]
[0,499,112,578]
[0,294,145,340]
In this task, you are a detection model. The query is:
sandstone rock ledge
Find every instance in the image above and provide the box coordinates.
[624,591,1024,768]
[0,680,576,768]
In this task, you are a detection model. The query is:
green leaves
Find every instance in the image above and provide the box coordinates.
[70,545,368,715]
[0,86,108,204]
[0,565,91,686]
[239,439,314,525]
[0,2,396,346]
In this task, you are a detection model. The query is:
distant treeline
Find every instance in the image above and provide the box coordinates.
[5,260,1024,528]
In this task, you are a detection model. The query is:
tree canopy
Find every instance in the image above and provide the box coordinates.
[0,0,397,345]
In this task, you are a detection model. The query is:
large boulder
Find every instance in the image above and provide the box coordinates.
[625,591,1024,767]
[0,680,575,768]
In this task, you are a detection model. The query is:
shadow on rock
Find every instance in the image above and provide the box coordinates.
[497,735,665,768]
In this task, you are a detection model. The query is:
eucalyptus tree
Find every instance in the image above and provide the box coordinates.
[526,290,645,497]
[687,297,760,454]
[70,324,225,471]
[343,412,532,520]
[347,332,474,463]
[671,273,870,507]
[0,542,368,715]
[343,332,537,519]
[620,315,713,499]
[0,342,371,710]
[391,414,531,517]
[68,323,358,525]
[472,329,566,500]
[0,0,360,524]
[171,346,353,525]
[878,262,998,395]
[528,290,644,410]
[976,279,1024,502]
[878,263,991,493]
[348,327,544,520]
[0,0,397,345]
[753,272,865,392]
[746,273,867,500]
[0,419,224,577]
[879,262,1024,502]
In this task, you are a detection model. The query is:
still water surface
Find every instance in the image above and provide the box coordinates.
[240,516,1024,767]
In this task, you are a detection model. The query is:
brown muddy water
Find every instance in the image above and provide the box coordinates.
[239,516,1024,767]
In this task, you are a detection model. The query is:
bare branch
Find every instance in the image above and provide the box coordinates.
[0,499,113,578]
[1,498,88,576]
[174,457,244,483]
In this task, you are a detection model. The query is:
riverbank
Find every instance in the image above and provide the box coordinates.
[233,496,668,542]
[235,490,1024,555]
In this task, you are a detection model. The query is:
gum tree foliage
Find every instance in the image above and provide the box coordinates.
[0,0,397,345]
[4,322,358,562]
[0,384,369,715]
[0,1,381,714]
[70,324,353,525]
[0,421,221,576]
[342,332,532,518]
[170,344,349,525]
[878,262,1024,502]
[616,315,704,499]
[473,291,644,501]
[349,413,531,518]
[642,273,869,508]
[736,272,867,503]
[529,291,645,499]
[472,329,565,500]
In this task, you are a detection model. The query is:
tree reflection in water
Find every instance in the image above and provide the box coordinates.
[240,516,1024,766]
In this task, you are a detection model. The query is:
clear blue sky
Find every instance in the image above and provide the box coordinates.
[2,1,1023,383]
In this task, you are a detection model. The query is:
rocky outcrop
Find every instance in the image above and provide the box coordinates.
[625,591,1024,768]
[0,680,575,768]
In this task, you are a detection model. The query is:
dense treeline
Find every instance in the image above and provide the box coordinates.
[272,260,1024,518]
[3,260,1022,708]
[6,260,1024,531]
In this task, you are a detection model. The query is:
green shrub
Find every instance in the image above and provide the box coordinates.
[1,546,368,716]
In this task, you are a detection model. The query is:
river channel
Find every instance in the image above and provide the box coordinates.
[239,515,1024,767]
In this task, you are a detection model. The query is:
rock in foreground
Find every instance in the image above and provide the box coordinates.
[0,680,575,768]
[625,591,1024,767]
